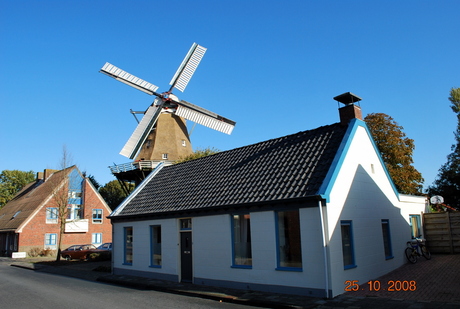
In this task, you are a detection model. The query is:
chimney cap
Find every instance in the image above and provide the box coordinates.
[333,92,362,105]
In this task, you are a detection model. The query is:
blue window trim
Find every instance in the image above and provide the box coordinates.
[275,211,303,272]
[230,213,253,269]
[381,219,394,260]
[46,207,58,220]
[149,225,162,268]
[45,233,57,246]
[341,220,357,269]
[123,227,133,265]
[92,233,102,245]
[92,209,103,223]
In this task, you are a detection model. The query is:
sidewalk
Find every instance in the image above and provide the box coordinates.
[9,254,460,309]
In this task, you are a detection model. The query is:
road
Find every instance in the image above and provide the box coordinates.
[0,263,261,309]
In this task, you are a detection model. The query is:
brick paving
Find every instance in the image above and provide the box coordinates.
[343,254,460,302]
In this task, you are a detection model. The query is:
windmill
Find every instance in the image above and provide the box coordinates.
[100,43,236,187]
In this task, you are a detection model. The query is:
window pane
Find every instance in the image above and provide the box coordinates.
[92,209,102,223]
[341,221,355,268]
[232,214,252,266]
[92,233,102,244]
[125,227,133,264]
[381,220,392,258]
[151,225,162,266]
[277,210,302,268]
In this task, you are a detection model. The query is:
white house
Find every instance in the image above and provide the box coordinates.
[108,93,426,298]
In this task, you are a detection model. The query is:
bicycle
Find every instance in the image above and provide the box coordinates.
[405,238,431,264]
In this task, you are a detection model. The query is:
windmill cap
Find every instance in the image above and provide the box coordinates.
[333,92,362,105]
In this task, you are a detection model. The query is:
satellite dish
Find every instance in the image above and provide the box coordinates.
[430,195,444,204]
[100,43,236,160]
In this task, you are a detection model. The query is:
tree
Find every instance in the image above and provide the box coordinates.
[364,113,424,195]
[99,180,133,210]
[51,146,75,262]
[174,147,220,164]
[427,87,460,209]
[0,170,35,208]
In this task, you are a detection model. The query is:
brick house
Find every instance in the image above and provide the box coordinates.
[0,166,112,257]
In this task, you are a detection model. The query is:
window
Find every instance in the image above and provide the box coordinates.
[67,204,82,220]
[232,214,252,267]
[45,233,57,249]
[181,140,186,147]
[162,153,168,160]
[409,215,421,239]
[341,221,356,269]
[381,220,393,259]
[150,225,162,267]
[124,227,133,265]
[46,207,58,223]
[68,191,82,199]
[92,209,103,223]
[92,233,102,245]
[276,210,302,270]
[180,218,192,230]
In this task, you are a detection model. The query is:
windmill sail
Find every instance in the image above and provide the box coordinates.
[100,63,159,95]
[120,101,163,159]
[175,100,235,135]
[169,43,207,92]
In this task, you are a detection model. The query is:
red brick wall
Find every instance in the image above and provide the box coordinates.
[18,179,112,254]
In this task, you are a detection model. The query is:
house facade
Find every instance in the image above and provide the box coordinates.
[109,95,426,298]
[0,166,112,257]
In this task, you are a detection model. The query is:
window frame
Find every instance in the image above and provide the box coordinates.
[381,219,394,260]
[92,209,103,224]
[92,233,102,245]
[231,213,252,268]
[341,220,356,269]
[150,225,162,268]
[124,227,133,265]
[46,207,58,223]
[275,210,303,271]
[44,233,57,249]
[67,204,82,220]
[409,215,422,239]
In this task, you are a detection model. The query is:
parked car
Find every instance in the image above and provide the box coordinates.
[96,242,112,251]
[61,244,97,260]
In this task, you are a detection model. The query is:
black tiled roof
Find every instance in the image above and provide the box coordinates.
[114,123,348,217]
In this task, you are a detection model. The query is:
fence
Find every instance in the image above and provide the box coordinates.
[423,212,460,254]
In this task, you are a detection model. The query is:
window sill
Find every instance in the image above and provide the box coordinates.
[231,265,252,269]
[344,264,357,270]
[276,267,303,272]
[385,256,394,260]
[122,263,132,266]
[149,265,161,269]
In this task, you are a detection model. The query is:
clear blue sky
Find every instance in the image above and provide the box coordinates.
[1,0,459,190]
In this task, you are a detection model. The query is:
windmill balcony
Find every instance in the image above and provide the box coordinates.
[65,219,88,233]
[109,160,169,174]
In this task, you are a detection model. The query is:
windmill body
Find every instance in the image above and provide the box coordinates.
[101,43,235,190]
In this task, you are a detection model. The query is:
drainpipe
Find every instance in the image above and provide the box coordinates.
[318,199,330,298]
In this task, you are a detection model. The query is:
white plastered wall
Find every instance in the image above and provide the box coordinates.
[112,218,179,276]
[325,124,426,296]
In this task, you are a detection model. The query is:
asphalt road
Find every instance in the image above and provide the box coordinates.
[0,263,261,309]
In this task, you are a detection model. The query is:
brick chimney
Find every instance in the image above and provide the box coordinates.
[334,92,363,125]
[43,169,58,180]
